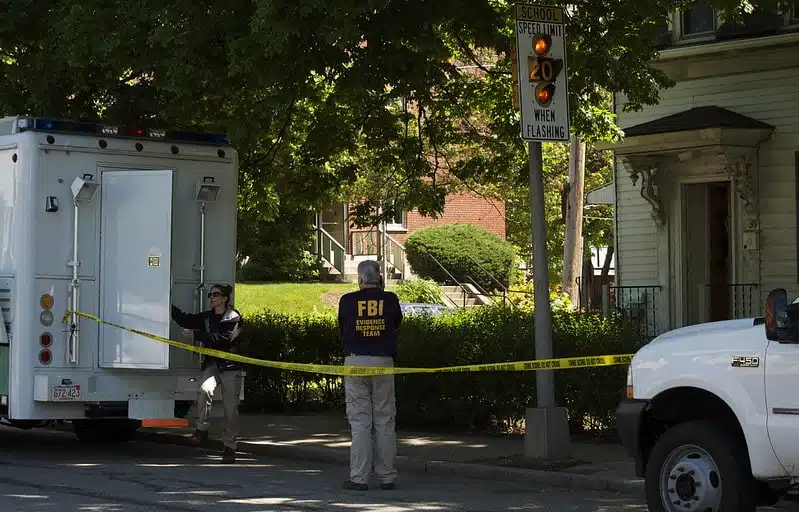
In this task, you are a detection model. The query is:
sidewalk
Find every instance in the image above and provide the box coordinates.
[137,412,643,496]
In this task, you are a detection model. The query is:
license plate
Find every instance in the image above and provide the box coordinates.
[52,384,81,402]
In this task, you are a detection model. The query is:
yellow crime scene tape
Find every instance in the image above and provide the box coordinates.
[62,310,633,376]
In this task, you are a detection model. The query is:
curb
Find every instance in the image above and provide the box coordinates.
[135,430,644,496]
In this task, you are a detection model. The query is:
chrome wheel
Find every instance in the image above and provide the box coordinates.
[659,444,722,511]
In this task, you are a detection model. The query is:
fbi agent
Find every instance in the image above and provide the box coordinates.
[337,260,403,490]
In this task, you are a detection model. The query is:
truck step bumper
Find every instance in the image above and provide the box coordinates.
[616,398,650,478]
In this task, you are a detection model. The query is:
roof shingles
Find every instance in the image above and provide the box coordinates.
[622,106,774,137]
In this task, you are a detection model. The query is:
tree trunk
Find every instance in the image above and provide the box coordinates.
[561,135,586,305]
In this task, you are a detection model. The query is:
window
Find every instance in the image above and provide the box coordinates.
[681,2,716,37]
[386,205,406,230]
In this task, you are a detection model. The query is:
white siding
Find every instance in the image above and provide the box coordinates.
[615,65,799,312]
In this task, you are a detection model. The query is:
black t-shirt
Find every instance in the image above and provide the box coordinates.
[338,287,403,357]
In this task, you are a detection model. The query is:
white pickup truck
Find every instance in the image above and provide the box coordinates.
[616,288,799,511]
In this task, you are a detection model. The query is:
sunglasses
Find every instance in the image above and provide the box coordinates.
[208,291,224,298]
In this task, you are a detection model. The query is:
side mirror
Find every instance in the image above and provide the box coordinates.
[765,288,795,342]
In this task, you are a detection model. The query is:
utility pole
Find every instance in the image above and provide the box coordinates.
[513,2,571,460]
[562,134,586,305]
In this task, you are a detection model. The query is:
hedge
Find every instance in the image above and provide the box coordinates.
[404,224,518,291]
[236,304,644,435]
[391,278,446,305]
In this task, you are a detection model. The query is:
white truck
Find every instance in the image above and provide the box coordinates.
[0,115,239,442]
[616,287,799,511]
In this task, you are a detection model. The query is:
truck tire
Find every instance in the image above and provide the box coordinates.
[644,419,757,512]
[73,419,141,444]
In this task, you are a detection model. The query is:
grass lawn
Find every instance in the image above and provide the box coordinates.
[234,282,358,316]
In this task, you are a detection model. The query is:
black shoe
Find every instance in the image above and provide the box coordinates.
[342,480,368,491]
[190,430,209,446]
[221,447,236,464]
[380,482,396,490]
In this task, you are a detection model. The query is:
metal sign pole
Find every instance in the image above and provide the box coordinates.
[514,1,571,459]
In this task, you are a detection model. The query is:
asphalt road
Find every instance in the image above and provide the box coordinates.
[0,426,794,511]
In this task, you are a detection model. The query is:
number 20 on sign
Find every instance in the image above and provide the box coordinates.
[513,3,570,142]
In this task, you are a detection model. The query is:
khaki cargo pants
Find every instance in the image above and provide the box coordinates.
[344,355,398,485]
[196,364,242,450]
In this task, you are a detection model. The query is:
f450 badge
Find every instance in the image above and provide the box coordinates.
[731,356,760,368]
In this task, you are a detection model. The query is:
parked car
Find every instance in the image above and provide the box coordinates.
[400,303,451,317]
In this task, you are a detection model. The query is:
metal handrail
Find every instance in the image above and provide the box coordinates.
[369,225,407,279]
[378,226,406,250]
[465,276,490,296]
[424,252,471,308]
[316,226,346,252]
[313,219,347,275]
[466,255,510,293]
[465,276,512,309]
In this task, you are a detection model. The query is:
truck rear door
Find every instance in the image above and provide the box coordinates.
[99,168,173,369]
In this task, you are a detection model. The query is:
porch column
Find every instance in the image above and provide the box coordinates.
[722,147,761,303]
[619,154,673,335]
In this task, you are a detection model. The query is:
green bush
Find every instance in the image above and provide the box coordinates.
[404,224,517,292]
[391,278,445,305]
[237,304,643,435]
[236,208,319,282]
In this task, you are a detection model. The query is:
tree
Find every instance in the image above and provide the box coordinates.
[503,143,613,286]
[562,136,587,305]
[0,0,792,260]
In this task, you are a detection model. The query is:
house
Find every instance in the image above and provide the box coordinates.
[313,190,506,282]
[596,3,799,338]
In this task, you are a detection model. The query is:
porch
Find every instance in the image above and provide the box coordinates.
[597,106,775,337]
[579,282,760,341]
[311,205,410,282]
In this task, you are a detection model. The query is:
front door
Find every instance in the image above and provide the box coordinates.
[682,181,731,326]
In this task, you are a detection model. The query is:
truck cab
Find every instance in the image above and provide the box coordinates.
[617,287,799,511]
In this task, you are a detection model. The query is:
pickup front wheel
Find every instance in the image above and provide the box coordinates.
[645,419,757,512]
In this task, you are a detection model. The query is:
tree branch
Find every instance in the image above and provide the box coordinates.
[452,32,510,77]
[248,88,299,170]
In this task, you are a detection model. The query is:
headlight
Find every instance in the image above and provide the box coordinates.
[625,365,634,399]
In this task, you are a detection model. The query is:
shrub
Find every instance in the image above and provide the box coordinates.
[404,224,518,292]
[391,278,445,305]
[236,304,643,435]
[493,272,573,313]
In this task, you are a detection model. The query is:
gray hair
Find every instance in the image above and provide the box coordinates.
[357,260,382,285]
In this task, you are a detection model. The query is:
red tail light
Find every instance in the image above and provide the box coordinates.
[40,332,52,347]
[39,349,52,365]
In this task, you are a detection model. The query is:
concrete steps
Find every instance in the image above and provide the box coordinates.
[439,285,482,308]
[318,255,402,283]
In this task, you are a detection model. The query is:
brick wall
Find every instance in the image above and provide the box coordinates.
[393,190,506,243]
[347,190,506,254]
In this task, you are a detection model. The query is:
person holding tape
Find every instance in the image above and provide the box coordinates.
[337,260,403,490]
[171,283,244,465]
